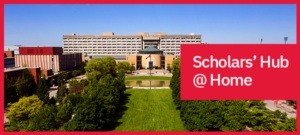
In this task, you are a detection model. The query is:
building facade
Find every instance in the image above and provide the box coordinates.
[4,51,15,69]
[62,32,203,57]
[15,47,82,73]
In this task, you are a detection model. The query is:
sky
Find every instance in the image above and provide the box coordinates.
[4,4,297,46]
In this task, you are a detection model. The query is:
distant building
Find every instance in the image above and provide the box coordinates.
[63,32,203,58]
[15,47,82,73]
[4,51,15,69]
[4,45,21,54]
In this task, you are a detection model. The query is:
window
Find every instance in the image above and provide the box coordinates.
[127,57,129,60]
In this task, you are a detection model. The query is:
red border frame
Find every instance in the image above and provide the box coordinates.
[1,1,299,134]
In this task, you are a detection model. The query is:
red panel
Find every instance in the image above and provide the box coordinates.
[19,47,63,55]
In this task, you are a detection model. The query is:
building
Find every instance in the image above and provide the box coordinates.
[4,45,21,54]
[4,67,40,84]
[114,46,177,69]
[15,47,82,73]
[62,32,203,57]
[4,51,15,69]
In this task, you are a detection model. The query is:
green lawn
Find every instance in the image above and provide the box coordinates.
[109,89,186,131]
[125,76,172,80]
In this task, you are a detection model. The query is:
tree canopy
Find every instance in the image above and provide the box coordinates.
[85,56,117,80]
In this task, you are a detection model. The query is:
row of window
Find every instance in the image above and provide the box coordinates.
[63,38,141,40]
[63,41,142,43]
[161,49,181,52]
[65,51,139,55]
[161,40,200,43]
[161,46,180,49]
[65,49,140,51]
[64,44,142,46]
[64,46,141,48]
[161,38,201,40]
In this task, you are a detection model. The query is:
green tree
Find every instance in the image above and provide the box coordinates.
[85,56,117,80]
[130,65,135,73]
[170,70,181,108]
[36,75,49,104]
[56,70,69,98]
[6,95,44,122]
[4,75,18,104]
[167,66,171,73]
[181,100,224,131]
[171,58,180,71]
[58,83,68,105]
[116,62,130,72]
[79,79,89,87]
[80,62,86,74]
[63,93,108,131]
[274,117,296,131]
[22,70,37,96]
[26,105,58,131]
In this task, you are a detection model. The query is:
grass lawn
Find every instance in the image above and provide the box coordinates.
[125,76,172,80]
[109,89,186,131]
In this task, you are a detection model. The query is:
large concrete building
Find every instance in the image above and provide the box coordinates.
[62,32,203,57]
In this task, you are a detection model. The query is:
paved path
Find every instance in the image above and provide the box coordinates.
[264,100,296,118]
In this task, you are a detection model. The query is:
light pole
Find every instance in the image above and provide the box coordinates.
[284,37,288,44]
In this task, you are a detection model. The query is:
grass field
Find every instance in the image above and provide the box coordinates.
[109,89,186,131]
[125,76,172,80]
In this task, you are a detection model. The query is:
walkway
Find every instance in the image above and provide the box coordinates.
[263,100,296,118]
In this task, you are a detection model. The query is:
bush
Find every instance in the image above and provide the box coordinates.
[167,67,171,72]
[69,78,78,88]
[69,82,85,95]
[79,79,89,87]
[72,70,79,77]
[6,95,44,122]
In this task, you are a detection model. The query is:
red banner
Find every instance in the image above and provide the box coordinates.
[181,44,300,100]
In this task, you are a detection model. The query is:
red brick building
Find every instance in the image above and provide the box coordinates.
[4,67,40,84]
[15,47,82,73]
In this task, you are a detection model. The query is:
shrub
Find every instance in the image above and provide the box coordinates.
[72,70,79,77]
[79,79,89,87]
[167,66,171,72]
[69,82,85,95]
[69,78,78,88]
[6,95,44,122]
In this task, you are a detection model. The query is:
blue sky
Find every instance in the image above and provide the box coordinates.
[4,4,296,46]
